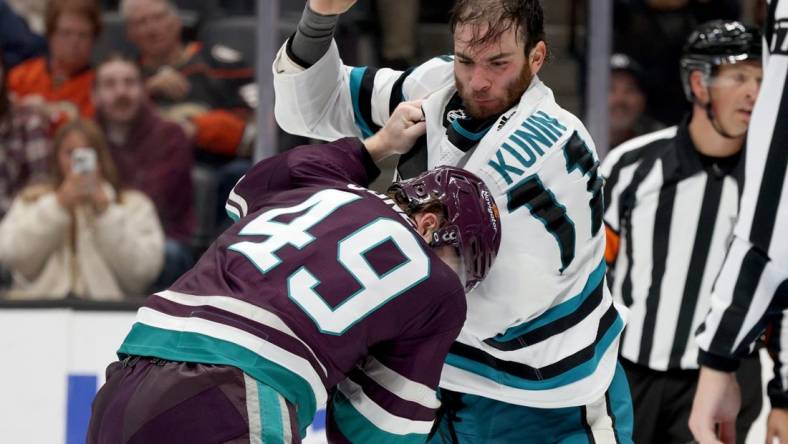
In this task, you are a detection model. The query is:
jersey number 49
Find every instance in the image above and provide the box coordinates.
[229,189,431,335]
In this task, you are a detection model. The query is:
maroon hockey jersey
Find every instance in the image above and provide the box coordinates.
[118,137,466,442]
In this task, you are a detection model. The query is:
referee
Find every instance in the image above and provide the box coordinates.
[689,2,788,443]
[601,21,763,444]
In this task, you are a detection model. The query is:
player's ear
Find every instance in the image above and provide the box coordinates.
[414,212,440,238]
[528,41,546,75]
[690,70,709,103]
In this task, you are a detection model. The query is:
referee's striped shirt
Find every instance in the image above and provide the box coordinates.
[601,120,743,371]
[694,0,788,406]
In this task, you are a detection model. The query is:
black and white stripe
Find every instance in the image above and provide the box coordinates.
[766,310,788,407]
[695,1,788,383]
[601,122,743,371]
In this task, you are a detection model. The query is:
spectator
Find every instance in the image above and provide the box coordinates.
[120,0,255,160]
[8,0,101,119]
[0,50,51,292]
[0,118,164,300]
[609,53,663,150]
[0,50,52,219]
[92,55,194,289]
[0,0,47,69]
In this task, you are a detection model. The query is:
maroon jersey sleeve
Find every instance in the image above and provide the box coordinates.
[225,137,380,221]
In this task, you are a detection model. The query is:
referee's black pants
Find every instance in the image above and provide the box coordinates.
[621,354,762,444]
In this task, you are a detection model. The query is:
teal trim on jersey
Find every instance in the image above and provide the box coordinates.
[429,362,634,444]
[118,323,316,437]
[349,66,374,138]
[451,119,493,141]
[609,362,635,443]
[229,189,362,274]
[506,174,576,272]
[491,259,606,342]
[332,390,428,444]
[429,387,624,444]
[258,382,286,444]
[226,208,240,222]
[445,312,624,390]
[288,217,431,336]
[358,235,414,279]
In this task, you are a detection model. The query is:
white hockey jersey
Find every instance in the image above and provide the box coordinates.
[273,41,628,408]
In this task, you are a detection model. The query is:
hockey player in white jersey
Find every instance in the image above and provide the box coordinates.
[273,0,633,442]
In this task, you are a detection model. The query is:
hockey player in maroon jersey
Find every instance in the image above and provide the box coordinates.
[87,101,502,444]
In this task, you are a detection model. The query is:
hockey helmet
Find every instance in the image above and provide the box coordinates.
[388,166,502,292]
[680,20,762,102]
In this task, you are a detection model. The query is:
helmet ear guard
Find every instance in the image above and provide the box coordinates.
[431,224,460,248]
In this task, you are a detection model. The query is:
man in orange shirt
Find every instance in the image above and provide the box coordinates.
[8,0,100,120]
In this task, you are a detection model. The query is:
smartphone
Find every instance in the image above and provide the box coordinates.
[71,147,97,175]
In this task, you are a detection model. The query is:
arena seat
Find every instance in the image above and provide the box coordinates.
[197,16,259,65]
[92,12,136,63]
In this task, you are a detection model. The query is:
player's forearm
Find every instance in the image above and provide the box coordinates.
[288,4,340,68]
[362,133,390,164]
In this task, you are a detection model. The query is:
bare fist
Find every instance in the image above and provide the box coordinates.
[364,100,426,162]
[308,0,358,15]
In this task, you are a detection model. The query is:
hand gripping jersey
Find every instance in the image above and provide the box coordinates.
[273,42,628,408]
[117,138,467,442]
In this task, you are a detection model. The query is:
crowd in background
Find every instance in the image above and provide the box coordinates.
[0,0,766,301]
[0,0,257,299]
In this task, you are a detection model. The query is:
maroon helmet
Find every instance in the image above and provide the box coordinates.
[388,166,502,292]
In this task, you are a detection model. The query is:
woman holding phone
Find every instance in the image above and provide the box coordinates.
[0,119,164,300]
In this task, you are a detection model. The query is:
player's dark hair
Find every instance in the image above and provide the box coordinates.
[449,0,546,56]
[388,190,448,223]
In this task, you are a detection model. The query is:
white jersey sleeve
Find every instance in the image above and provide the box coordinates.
[273,40,454,141]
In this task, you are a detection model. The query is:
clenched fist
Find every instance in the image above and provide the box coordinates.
[308,0,358,15]
[364,100,426,162]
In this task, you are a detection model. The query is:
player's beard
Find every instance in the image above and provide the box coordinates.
[456,64,533,120]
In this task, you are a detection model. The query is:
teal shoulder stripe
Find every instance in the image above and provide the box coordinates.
[446,313,624,391]
[118,323,315,438]
[332,390,428,444]
[349,66,374,138]
[492,260,606,342]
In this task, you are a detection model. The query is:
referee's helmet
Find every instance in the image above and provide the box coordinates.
[680,20,762,102]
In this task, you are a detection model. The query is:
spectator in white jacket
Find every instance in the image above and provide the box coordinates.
[0,118,164,300]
